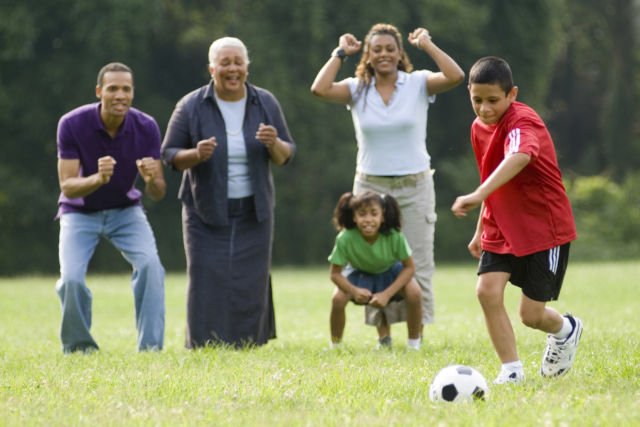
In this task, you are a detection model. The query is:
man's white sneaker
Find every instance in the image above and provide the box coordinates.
[541,314,583,377]
[493,369,525,385]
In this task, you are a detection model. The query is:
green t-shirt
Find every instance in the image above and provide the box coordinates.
[327,228,412,274]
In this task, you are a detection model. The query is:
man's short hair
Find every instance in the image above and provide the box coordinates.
[97,62,133,87]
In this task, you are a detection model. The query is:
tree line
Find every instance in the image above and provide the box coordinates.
[0,0,638,274]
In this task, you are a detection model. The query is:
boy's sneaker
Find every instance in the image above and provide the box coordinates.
[493,369,525,385]
[541,314,583,377]
[375,336,392,350]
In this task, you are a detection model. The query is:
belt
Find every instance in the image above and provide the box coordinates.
[356,170,433,187]
[228,196,255,215]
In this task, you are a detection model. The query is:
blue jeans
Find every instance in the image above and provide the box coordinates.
[56,206,165,353]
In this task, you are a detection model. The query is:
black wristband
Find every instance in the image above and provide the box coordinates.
[332,47,347,62]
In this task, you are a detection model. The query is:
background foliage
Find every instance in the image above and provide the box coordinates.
[0,0,638,274]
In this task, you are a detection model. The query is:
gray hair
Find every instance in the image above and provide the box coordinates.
[208,37,250,66]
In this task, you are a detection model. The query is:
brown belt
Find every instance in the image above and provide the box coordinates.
[356,170,433,188]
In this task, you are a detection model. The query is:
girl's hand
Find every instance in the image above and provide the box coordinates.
[351,287,372,304]
[369,292,390,308]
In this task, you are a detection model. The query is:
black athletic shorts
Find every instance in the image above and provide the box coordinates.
[477,243,571,302]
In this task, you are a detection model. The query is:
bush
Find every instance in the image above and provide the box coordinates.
[567,173,640,260]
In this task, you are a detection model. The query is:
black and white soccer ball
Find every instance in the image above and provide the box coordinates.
[429,365,489,403]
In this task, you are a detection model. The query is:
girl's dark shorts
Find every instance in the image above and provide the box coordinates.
[347,261,404,305]
[477,243,571,302]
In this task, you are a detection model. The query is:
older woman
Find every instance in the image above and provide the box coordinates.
[162,37,295,348]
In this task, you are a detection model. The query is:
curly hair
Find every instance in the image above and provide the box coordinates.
[353,23,414,104]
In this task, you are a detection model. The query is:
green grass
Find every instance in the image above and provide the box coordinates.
[1,261,638,426]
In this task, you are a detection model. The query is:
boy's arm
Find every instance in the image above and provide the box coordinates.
[330,264,372,304]
[451,152,530,217]
[467,203,484,259]
[369,257,416,308]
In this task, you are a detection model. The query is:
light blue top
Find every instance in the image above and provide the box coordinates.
[346,70,435,176]
[215,93,253,198]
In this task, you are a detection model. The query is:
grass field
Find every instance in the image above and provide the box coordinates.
[1,261,638,426]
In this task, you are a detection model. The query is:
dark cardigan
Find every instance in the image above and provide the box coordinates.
[161,81,295,226]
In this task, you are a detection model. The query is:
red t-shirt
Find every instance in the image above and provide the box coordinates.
[470,101,577,256]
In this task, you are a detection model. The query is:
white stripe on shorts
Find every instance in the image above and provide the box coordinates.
[548,246,560,274]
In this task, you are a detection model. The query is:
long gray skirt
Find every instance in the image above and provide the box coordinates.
[182,197,275,348]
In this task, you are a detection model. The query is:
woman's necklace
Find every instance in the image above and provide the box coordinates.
[226,127,243,136]
[215,92,246,137]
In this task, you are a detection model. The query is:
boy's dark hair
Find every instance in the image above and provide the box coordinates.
[96,62,133,87]
[468,56,514,95]
[332,191,402,235]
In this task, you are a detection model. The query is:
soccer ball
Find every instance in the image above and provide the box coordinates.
[429,365,489,403]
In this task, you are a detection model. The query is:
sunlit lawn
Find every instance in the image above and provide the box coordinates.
[0,261,638,426]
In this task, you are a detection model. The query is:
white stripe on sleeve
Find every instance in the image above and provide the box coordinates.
[508,128,521,154]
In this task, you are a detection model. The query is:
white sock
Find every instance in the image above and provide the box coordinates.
[407,338,421,350]
[502,360,523,372]
[553,316,572,339]
[330,341,343,350]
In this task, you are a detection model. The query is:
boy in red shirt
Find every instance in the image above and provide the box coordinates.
[451,56,582,384]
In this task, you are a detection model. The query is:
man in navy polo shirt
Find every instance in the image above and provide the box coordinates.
[55,62,166,353]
